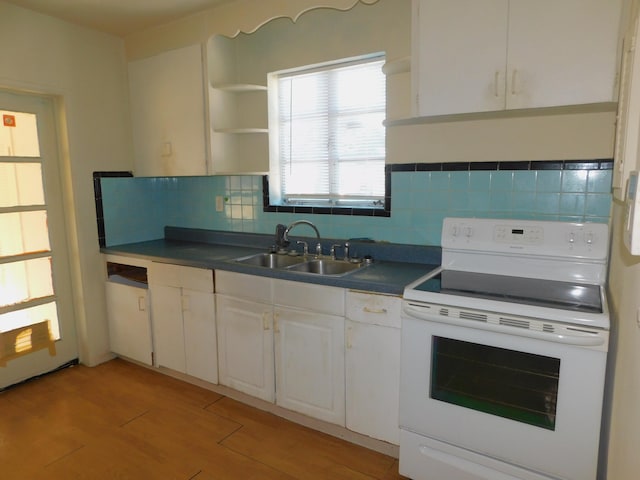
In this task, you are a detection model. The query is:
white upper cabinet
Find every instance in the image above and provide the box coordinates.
[413,0,623,116]
[414,0,508,115]
[128,44,208,176]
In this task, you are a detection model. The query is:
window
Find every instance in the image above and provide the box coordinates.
[268,54,386,210]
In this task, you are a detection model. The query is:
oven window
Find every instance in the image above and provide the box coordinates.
[431,337,560,430]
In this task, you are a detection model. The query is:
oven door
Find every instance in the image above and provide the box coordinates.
[400,302,608,480]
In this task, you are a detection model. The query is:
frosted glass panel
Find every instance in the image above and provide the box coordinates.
[0,110,40,157]
[0,302,59,338]
[0,257,53,307]
[0,211,50,256]
[0,163,45,207]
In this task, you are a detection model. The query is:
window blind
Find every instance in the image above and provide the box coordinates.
[275,55,386,207]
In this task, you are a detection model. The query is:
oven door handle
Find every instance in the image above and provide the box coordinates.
[402,305,606,347]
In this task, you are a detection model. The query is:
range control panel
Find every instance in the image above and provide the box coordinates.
[442,217,609,260]
[493,225,544,244]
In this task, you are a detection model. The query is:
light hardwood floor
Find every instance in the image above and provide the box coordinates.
[0,358,406,479]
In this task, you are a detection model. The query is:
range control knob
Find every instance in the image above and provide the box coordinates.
[585,232,595,245]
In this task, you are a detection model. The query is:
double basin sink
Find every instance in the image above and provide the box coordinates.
[234,252,365,277]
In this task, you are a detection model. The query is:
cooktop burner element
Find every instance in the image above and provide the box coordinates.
[413,270,602,313]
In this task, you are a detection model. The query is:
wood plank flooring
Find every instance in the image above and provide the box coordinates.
[0,359,406,479]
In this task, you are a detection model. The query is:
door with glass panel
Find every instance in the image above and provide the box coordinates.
[0,90,77,388]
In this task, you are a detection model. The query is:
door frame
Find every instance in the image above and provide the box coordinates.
[0,89,79,388]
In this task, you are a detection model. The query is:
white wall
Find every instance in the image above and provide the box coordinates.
[606,2,640,477]
[0,2,134,365]
[606,204,640,479]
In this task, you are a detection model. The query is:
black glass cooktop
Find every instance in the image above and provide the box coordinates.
[413,270,602,314]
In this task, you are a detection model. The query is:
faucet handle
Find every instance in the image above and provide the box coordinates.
[296,240,309,256]
[343,242,350,261]
[330,244,342,260]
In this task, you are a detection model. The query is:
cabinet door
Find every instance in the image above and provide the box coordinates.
[216,294,274,402]
[151,284,186,372]
[105,282,153,366]
[345,319,401,445]
[128,44,207,176]
[506,0,621,109]
[413,0,508,115]
[183,289,217,384]
[274,306,345,425]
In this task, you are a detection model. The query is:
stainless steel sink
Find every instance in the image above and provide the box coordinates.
[286,258,363,276]
[235,252,307,269]
[235,253,364,276]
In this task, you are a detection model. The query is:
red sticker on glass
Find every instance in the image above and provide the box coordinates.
[3,115,16,127]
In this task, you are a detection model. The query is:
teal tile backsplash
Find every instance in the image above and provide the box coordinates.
[101,163,612,247]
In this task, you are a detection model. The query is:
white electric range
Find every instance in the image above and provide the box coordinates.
[399,217,610,480]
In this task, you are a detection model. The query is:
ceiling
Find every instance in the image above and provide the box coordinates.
[4,0,235,37]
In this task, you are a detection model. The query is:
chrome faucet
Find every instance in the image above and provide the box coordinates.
[283,220,322,256]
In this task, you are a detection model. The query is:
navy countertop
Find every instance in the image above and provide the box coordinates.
[101,227,441,296]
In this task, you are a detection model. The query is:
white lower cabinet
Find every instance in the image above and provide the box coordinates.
[273,279,346,426]
[216,294,275,402]
[149,263,217,384]
[345,290,402,445]
[216,272,346,425]
[215,270,274,401]
[105,255,153,366]
[274,304,345,425]
[106,259,401,443]
[105,281,153,366]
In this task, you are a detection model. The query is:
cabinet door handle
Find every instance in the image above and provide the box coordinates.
[262,312,270,330]
[274,312,280,333]
[363,307,387,314]
[511,69,518,95]
[494,71,500,97]
[138,296,146,312]
[181,295,190,312]
[346,326,353,349]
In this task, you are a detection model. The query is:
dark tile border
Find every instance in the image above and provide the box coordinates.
[93,171,133,247]
[261,174,392,217]
[387,158,613,172]
[262,159,612,217]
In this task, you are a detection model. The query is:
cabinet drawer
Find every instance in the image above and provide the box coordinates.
[273,279,344,316]
[149,262,213,292]
[215,270,271,303]
[346,290,401,328]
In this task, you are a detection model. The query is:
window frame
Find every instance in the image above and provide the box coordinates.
[267,53,388,214]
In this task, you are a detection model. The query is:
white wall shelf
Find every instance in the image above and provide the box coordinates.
[384,102,618,127]
[382,56,410,76]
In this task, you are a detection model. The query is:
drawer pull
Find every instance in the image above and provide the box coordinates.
[363,307,387,314]
[138,297,146,312]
